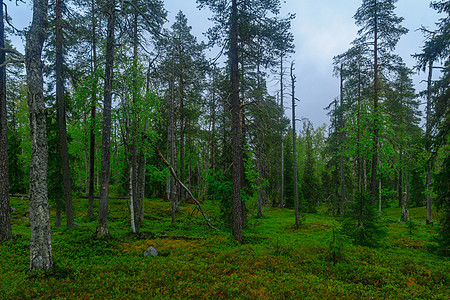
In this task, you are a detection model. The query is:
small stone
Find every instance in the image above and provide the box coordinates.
[143,246,158,257]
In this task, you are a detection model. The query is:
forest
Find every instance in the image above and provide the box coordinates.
[0,0,449,298]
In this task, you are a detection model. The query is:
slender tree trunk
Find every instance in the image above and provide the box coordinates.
[280,55,284,208]
[256,50,263,218]
[378,179,382,217]
[26,0,53,270]
[398,157,402,208]
[257,134,263,218]
[88,0,97,217]
[401,170,409,220]
[357,65,361,192]
[371,0,379,203]
[138,121,147,223]
[231,0,243,240]
[240,58,247,228]
[291,62,300,228]
[425,59,433,224]
[130,11,140,233]
[96,0,116,237]
[56,0,74,229]
[0,0,11,240]
[338,64,346,215]
[54,151,62,227]
[179,72,185,204]
[211,76,216,205]
[169,57,178,223]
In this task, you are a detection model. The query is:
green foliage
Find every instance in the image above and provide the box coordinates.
[283,130,294,208]
[46,108,64,216]
[327,227,351,265]
[434,147,450,256]
[406,217,417,236]
[1,196,449,299]
[301,121,319,213]
[7,127,26,194]
[205,169,232,223]
[343,191,386,248]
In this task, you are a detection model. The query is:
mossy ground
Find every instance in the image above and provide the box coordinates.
[1,196,448,299]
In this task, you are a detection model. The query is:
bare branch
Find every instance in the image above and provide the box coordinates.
[155,146,221,232]
[3,3,20,32]
[0,59,25,68]
[2,47,24,58]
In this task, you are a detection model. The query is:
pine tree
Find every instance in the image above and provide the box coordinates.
[26,0,54,270]
[0,0,11,240]
[96,0,116,238]
[414,0,449,255]
[353,0,408,202]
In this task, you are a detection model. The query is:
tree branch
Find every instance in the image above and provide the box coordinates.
[154,145,221,231]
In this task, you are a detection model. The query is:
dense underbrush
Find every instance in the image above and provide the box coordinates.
[1,196,448,299]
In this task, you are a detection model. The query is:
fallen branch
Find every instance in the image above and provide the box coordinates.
[78,195,129,200]
[9,194,29,198]
[154,145,221,232]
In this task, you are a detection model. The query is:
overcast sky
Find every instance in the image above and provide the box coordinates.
[8,0,443,128]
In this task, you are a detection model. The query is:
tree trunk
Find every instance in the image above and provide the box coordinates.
[371,0,379,203]
[256,48,263,218]
[257,136,263,218]
[130,11,140,233]
[54,156,62,227]
[96,0,116,237]
[378,179,382,217]
[398,160,402,208]
[88,0,97,217]
[179,71,185,205]
[425,59,433,224]
[168,57,178,223]
[401,170,409,220]
[210,76,216,205]
[0,0,11,240]
[56,0,74,229]
[26,0,53,270]
[338,64,346,215]
[357,65,361,192]
[291,62,300,228]
[280,55,284,208]
[231,0,243,240]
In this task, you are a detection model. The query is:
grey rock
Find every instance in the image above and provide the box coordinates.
[143,246,158,257]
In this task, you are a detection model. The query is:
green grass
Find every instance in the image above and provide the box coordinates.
[1,196,449,299]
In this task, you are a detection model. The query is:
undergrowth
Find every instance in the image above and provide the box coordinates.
[1,196,448,299]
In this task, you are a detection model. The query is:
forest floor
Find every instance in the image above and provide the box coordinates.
[1,195,449,299]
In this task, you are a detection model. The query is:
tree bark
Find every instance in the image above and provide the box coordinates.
[338,64,347,215]
[425,59,433,224]
[371,0,379,203]
[26,0,53,270]
[56,0,74,229]
[96,0,116,237]
[168,57,178,223]
[88,0,98,217]
[357,65,361,192]
[280,55,284,208]
[130,11,140,233]
[0,0,11,240]
[401,170,409,220]
[179,66,185,205]
[291,62,300,228]
[231,0,243,240]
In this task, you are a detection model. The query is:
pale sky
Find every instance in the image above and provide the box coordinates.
[7,0,443,128]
